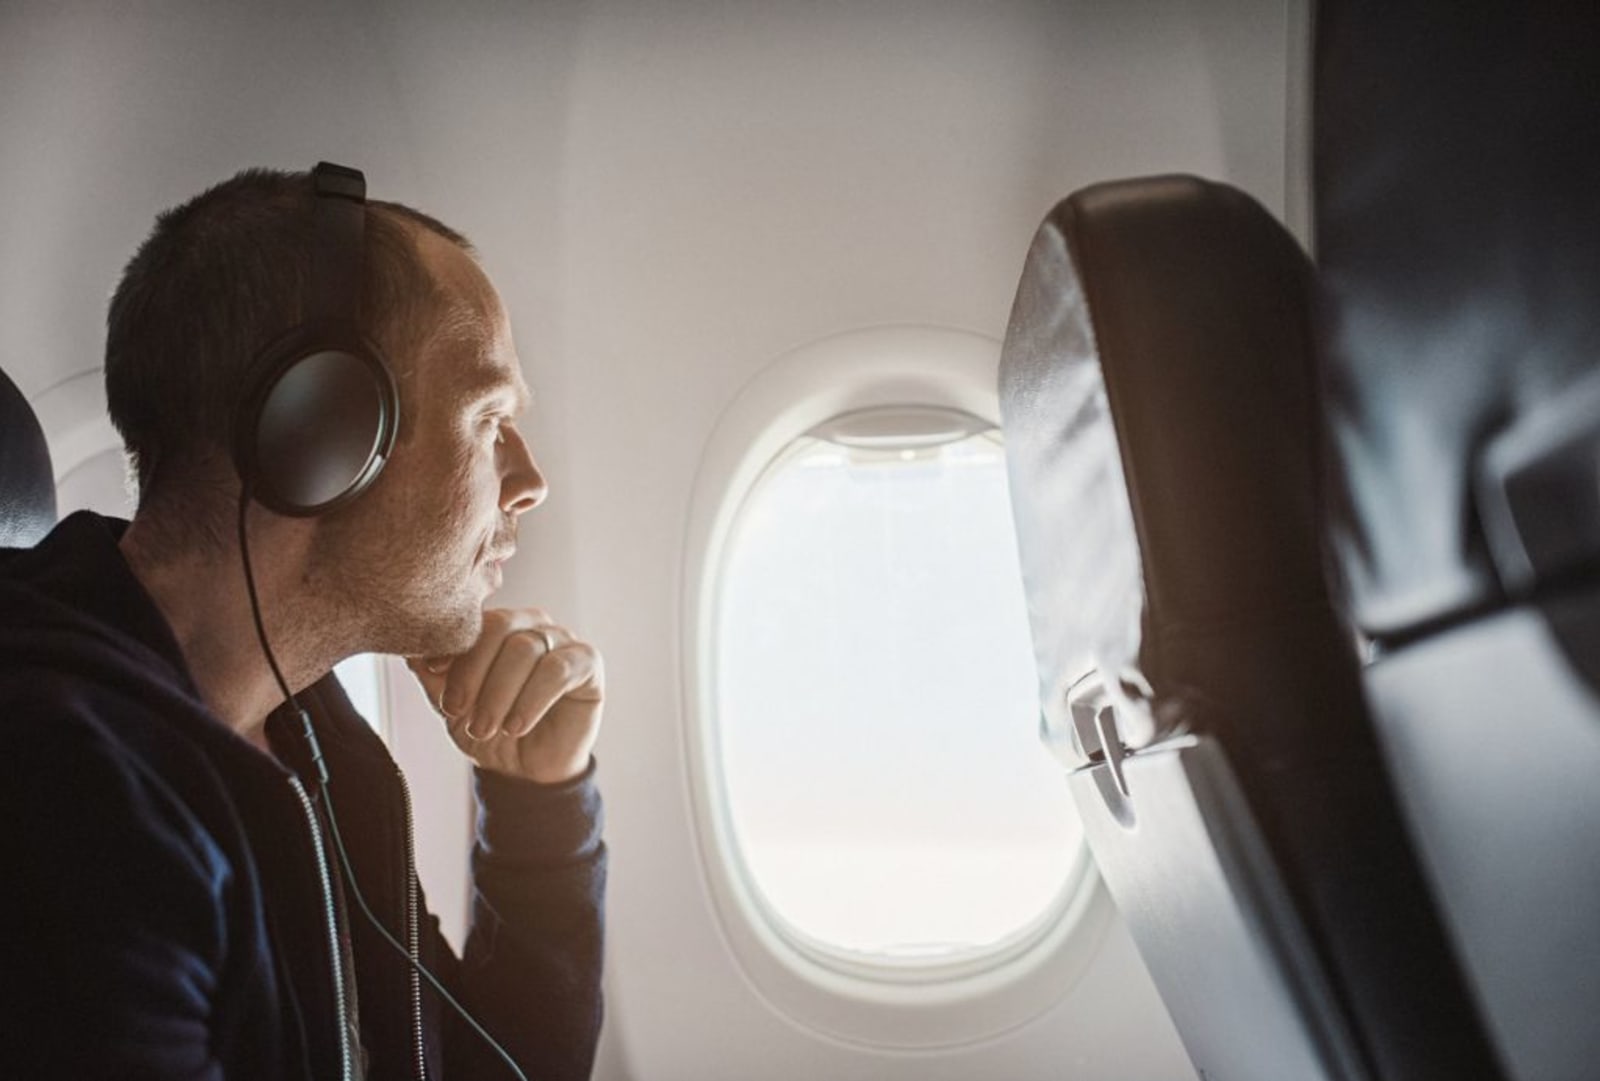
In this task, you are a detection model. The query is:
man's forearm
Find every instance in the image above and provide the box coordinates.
[443,762,607,1080]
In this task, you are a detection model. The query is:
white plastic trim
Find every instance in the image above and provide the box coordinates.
[680,325,1113,1050]
[30,368,122,486]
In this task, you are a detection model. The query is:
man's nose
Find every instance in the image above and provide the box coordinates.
[500,426,547,516]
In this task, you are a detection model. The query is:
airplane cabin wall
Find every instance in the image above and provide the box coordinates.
[0,3,1303,1078]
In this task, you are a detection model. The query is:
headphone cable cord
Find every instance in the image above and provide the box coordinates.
[238,490,530,1081]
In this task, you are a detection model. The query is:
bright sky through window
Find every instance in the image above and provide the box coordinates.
[716,427,1084,960]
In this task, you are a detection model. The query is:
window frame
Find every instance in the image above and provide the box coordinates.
[681,325,1113,1049]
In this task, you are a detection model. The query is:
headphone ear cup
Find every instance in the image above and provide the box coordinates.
[241,344,399,516]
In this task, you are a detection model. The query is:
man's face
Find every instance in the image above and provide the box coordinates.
[308,231,545,659]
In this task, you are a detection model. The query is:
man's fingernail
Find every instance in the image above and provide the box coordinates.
[426,658,451,674]
[467,720,493,740]
[441,693,464,718]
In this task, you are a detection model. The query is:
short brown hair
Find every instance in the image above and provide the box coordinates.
[104,167,473,541]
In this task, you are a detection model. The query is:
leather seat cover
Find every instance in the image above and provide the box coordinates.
[0,368,55,547]
[1001,174,1499,1079]
[1001,175,1331,724]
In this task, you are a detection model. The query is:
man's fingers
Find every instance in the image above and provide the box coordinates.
[466,627,565,740]
[507,642,601,738]
[406,660,478,749]
[403,607,601,783]
[438,609,542,722]
[405,656,452,714]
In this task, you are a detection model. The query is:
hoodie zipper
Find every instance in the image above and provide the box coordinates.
[288,775,355,1081]
[396,768,427,1081]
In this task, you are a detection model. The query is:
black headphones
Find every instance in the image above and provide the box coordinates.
[233,161,400,517]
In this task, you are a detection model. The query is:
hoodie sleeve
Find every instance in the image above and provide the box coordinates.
[427,759,606,1081]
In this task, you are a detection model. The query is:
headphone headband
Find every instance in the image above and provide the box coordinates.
[309,162,366,330]
[233,161,400,517]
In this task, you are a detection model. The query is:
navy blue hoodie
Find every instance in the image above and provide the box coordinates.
[0,512,605,1080]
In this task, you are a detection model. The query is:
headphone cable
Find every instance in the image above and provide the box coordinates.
[238,490,530,1081]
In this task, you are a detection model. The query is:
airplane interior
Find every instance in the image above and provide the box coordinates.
[2,1,1597,1079]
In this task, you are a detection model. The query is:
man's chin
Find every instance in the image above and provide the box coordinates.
[422,605,485,658]
[369,601,483,662]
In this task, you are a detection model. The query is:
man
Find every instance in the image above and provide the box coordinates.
[0,167,605,1079]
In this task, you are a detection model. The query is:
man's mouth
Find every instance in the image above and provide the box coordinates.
[482,531,517,566]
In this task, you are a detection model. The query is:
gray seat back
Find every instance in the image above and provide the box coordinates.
[1316,4,1600,1079]
[1001,175,1497,1080]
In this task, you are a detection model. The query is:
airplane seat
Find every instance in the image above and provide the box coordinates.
[1315,4,1600,1079]
[0,365,56,547]
[999,174,1498,1080]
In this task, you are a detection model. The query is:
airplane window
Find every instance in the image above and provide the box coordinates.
[715,407,1085,964]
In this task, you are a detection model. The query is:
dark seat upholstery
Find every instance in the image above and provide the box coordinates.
[0,366,55,547]
[1316,3,1600,1078]
[1000,175,1497,1079]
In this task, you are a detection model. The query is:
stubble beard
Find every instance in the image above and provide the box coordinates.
[359,578,483,659]
[307,505,487,663]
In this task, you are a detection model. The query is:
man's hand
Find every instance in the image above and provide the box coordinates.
[406,608,603,784]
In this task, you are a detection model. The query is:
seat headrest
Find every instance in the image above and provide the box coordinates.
[0,367,56,547]
[1315,2,1600,638]
[1000,175,1329,717]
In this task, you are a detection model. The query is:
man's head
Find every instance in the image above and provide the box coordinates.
[106,167,545,658]
[107,168,460,537]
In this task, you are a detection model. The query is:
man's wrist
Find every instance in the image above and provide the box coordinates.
[473,756,603,866]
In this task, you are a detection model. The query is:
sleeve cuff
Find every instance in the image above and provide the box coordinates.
[473,756,604,867]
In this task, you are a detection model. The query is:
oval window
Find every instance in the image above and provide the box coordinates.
[714,405,1085,965]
